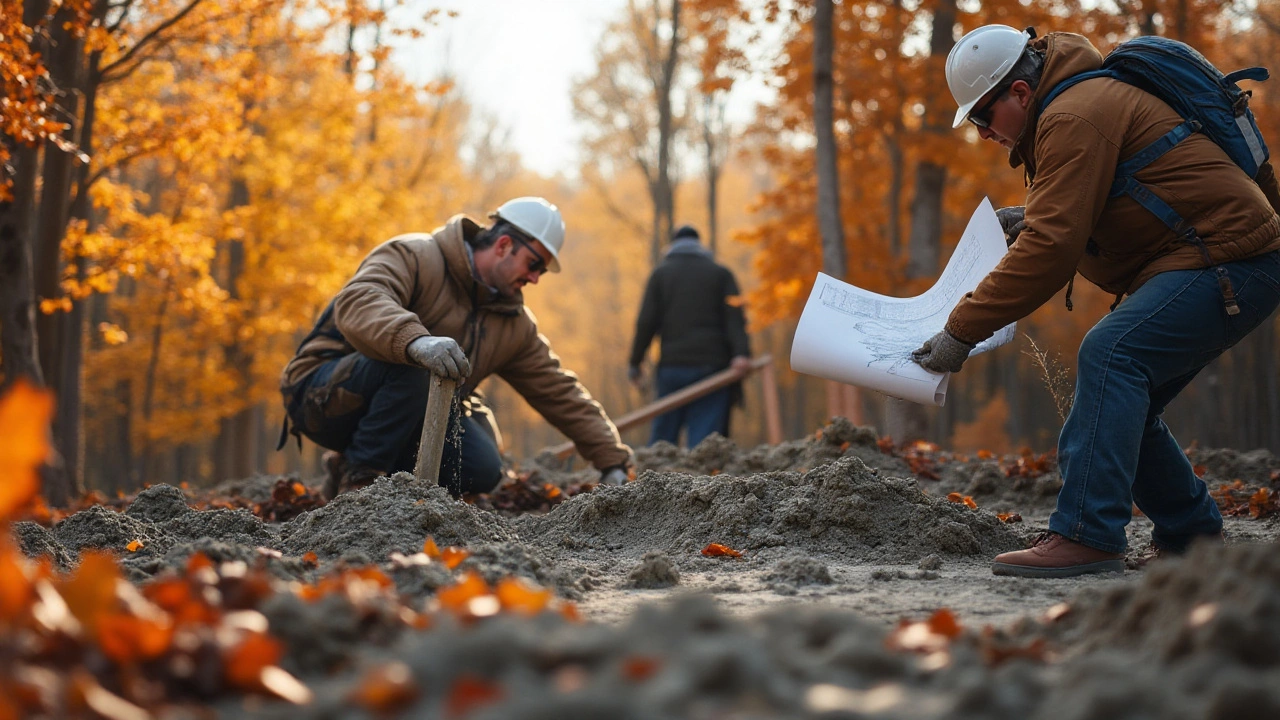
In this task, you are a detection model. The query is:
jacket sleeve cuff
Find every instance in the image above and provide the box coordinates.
[392,326,430,364]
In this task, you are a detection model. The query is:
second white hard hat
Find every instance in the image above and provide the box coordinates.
[946,25,1032,129]
[491,197,565,273]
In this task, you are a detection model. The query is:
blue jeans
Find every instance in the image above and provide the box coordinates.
[283,354,503,496]
[650,364,732,447]
[1051,251,1280,553]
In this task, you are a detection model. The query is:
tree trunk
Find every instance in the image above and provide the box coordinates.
[214,174,256,482]
[0,145,44,388]
[0,0,49,389]
[885,136,904,255]
[812,0,845,279]
[887,0,954,444]
[702,93,724,256]
[32,7,91,505]
[651,0,681,266]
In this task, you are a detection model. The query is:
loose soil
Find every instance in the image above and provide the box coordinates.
[12,416,1280,718]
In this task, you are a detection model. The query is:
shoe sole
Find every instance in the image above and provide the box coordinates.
[991,558,1125,578]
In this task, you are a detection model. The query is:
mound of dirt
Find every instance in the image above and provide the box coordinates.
[515,456,1025,563]
[1027,541,1280,663]
[11,521,74,571]
[1187,447,1280,483]
[627,551,681,589]
[631,417,909,479]
[765,556,833,587]
[53,503,176,561]
[124,483,195,523]
[278,473,516,562]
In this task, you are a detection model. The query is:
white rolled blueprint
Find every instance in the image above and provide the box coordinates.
[790,197,1016,406]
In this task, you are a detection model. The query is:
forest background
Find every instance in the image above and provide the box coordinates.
[3,0,1279,503]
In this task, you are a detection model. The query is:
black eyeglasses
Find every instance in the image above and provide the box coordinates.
[509,234,549,275]
[967,86,1009,129]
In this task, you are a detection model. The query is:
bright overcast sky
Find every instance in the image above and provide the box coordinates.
[394,0,628,178]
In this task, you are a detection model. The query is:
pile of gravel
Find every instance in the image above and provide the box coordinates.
[516,457,1024,563]
[278,473,516,562]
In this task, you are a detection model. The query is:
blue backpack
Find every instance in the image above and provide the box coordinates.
[1040,36,1271,315]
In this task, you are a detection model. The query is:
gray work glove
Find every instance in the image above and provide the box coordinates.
[598,464,631,487]
[406,335,471,381]
[996,205,1026,247]
[911,330,975,374]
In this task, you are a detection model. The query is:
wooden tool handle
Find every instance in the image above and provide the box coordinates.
[414,374,458,483]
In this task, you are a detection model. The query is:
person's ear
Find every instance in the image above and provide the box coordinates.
[1011,80,1034,108]
[495,234,514,258]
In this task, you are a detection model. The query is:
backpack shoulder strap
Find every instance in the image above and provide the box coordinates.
[1224,67,1270,85]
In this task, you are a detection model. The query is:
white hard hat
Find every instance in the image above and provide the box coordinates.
[491,197,566,273]
[946,25,1032,129]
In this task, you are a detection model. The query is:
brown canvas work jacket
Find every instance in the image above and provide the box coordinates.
[281,215,630,470]
[947,32,1280,345]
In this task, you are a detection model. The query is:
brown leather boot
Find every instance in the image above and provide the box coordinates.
[992,532,1124,578]
[321,451,346,501]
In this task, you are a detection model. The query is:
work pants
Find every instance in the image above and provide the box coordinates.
[283,354,503,496]
[1051,251,1280,552]
[649,364,732,448]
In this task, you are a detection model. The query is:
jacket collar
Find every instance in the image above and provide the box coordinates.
[434,214,526,312]
[1009,32,1104,178]
[666,238,712,258]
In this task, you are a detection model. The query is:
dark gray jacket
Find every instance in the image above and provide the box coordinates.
[629,240,751,369]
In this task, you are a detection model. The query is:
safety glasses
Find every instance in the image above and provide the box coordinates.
[967,87,1009,129]
[509,234,549,275]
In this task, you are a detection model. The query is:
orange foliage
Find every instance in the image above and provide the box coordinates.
[445,675,503,718]
[0,381,54,521]
[622,656,661,682]
[495,577,553,616]
[701,543,743,558]
[350,662,419,713]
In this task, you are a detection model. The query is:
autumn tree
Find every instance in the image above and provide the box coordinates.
[574,0,687,266]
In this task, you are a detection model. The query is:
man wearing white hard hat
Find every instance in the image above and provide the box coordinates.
[913,25,1280,577]
[279,197,633,498]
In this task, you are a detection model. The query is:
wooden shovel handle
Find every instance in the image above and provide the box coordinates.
[414,374,458,483]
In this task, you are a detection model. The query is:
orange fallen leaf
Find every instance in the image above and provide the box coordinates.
[0,381,54,521]
[946,493,963,503]
[350,661,419,713]
[0,541,36,620]
[963,496,977,510]
[977,449,995,460]
[996,512,1023,524]
[224,632,283,690]
[622,656,660,682]
[1192,464,1207,477]
[495,577,552,615]
[423,537,441,559]
[97,613,174,663]
[445,675,503,718]
[701,543,742,558]
[559,602,581,622]
[436,572,489,612]
[126,539,143,552]
[928,608,962,638]
[440,547,470,570]
[302,552,318,567]
[59,551,121,632]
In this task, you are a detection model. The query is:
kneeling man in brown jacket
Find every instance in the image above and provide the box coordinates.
[279,197,633,498]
